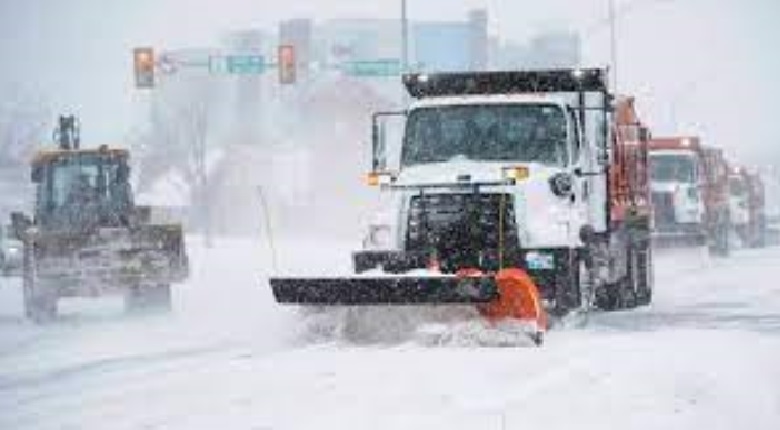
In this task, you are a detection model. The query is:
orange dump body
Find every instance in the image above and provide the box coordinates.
[610,96,652,224]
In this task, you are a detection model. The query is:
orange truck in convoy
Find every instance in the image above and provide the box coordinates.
[729,166,766,248]
[701,147,732,255]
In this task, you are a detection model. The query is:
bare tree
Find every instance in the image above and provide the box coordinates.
[0,87,50,170]
[135,75,219,245]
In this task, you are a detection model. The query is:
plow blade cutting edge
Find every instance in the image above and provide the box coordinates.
[269,275,499,305]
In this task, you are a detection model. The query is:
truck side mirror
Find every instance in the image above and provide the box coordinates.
[371,122,384,171]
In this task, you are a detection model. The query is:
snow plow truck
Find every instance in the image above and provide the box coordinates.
[649,137,707,247]
[648,137,734,254]
[269,69,654,342]
[9,115,189,321]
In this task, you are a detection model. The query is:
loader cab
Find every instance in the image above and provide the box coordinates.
[31,147,133,229]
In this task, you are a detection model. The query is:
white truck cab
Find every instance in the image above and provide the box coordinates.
[369,94,598,254]
[648,140,707,244]
[270,69,653,316]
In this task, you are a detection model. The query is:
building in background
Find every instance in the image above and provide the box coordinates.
[494,31,582,70]
[412,21,472,72]
[468,9,489,71]
[315,10,488,73]
[222,29,267,142]
[525,32,581,68]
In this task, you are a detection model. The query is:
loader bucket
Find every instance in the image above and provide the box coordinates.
[269,275,499,305]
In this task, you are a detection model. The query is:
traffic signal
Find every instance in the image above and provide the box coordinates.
[133,47,155,89]
[278,45,296,84]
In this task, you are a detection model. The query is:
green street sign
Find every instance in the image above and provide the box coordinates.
[343,59,401,77]
[226,55,265,74]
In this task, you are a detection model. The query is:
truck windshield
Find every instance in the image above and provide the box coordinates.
[650,154,696,183]
[402,104,569,167]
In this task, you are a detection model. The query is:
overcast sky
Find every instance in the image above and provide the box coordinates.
[1,0,778,167]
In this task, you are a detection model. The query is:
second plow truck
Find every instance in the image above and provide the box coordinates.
[648,137,732,253]
[270,69,654,344]
[9,116,189,321]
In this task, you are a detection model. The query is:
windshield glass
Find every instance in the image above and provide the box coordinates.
[650,154,696,183]
[46,155,129,209]
[402,103,569,167]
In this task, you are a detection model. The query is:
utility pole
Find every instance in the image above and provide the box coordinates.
[401,0,409,73]
[608,0,619,94]
[401,0,410,106]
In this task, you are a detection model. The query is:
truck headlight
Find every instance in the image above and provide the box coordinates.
[502,166,530,183]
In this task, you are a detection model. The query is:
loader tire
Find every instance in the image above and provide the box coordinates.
[125,284,172,313]
[23,279,58,323]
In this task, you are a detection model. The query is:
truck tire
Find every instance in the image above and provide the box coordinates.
[596,248,638,311]
[623,248,640,309]
[634,245,654,306]
[595,283,620,311]
[708,224,730,257]
[551,254,590,317]
[125,284,172,313]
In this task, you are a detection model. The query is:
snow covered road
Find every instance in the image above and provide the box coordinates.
[1,240,779,429]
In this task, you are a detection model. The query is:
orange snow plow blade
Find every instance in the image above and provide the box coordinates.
[271,267,547,330]
[477,268,548,332]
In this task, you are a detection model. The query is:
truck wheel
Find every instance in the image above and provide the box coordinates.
[125,284,172,313]
[623,249,640,309]
[551,256,589,317]
[595,250,637,311]
[708,226,730,257]
[634,246,654,306]
[595,283,620,311]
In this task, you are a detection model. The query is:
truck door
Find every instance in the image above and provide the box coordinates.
[575,94,609,234]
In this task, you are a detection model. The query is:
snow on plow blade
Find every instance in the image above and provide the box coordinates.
[269,275,499,305]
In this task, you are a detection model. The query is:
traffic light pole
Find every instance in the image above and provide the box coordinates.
[608,0,618,94]
[401,0,409,74]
